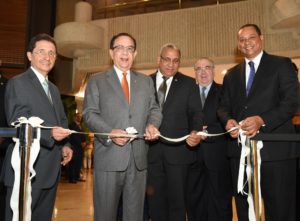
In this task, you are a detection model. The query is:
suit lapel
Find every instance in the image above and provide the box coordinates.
[163,73,179,110]
[28,70,55,107]
[247,52,267,98]
[203,82,217,111]
[151,73,159,104]
[130,71,138,107]
[106,68,129,106]
[28,70,49,100]
[48,82,61,123]
[238,62,247,98]
[27,70,58,122]
[150,72,180,112]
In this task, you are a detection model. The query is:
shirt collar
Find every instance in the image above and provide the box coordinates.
[199,82,212,92]
[113,65,130,82]
[245,51,263,68]
[31,66,48,84]
[156,69,173,81]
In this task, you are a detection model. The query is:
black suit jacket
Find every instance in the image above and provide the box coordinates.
[148,72,203,164]
[0,74,7,128]
[0,74,9,171]
[2,68,69,188]
[200,82,229,171]
[217,52,299,161]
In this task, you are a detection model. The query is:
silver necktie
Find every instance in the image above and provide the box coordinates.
[42,79,52,103]
[201,86,206,107]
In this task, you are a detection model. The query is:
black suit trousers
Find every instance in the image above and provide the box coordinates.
[231,158,297,221]
[187,150,232,221]
[5,174,59,221]
[147,159,190,221]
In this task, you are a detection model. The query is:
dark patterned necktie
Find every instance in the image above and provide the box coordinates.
[158,76,168,108]
[246,61,255,96]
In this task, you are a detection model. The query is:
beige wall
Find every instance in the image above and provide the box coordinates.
[54,0,300,95]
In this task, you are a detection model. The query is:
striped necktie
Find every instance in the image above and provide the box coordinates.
[158,76,169,109]
[200,86,206,107]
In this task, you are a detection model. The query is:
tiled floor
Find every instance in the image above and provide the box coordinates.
[52,169,264,221]
[52,169,94,221]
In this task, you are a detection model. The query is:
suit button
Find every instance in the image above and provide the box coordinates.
[245,106,248,109]
[129,115,132,119]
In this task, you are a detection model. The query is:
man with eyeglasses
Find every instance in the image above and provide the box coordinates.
[146,43,203,221]
[2,33,73,221]
[218,24,299,221]
[83,32,162,221]
[187,57,232,221]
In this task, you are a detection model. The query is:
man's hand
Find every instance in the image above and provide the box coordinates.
[186,130,201,147]
[225,119,240,138]
[144,124,160,141]
[201,126,208,140]
[61,146,73,166]
[110,129,130,146]
[241,115,264,138]
[51,127,71,141]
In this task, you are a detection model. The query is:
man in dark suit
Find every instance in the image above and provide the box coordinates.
[0,72,8,221]
[2,33,73,221]
[217,24,299,221]
[147,43,203,221]
[187,57,232,221]
[83,33,162,221]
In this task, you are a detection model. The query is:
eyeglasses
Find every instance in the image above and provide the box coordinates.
[113,45,135,54]
[160,56,180,65]
[195,66,214,73]
[34,49,57,58]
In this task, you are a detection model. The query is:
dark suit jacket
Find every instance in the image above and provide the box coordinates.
[0,74,7,128]
[148,72,203,164]
[200,82,228,171]
[0,74,9,175]
[217,52,299,161]
[2,68,69,188]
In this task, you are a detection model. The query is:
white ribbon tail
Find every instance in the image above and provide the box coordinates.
[10,118,41,221]
[237,129,263,221]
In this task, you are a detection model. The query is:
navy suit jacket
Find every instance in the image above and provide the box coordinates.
[217,52,299,161]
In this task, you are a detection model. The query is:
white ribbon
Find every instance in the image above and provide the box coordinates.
[237,129,263,221]
[9,116,243,221]
[10,117,42,221]
[158,127,239,142]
